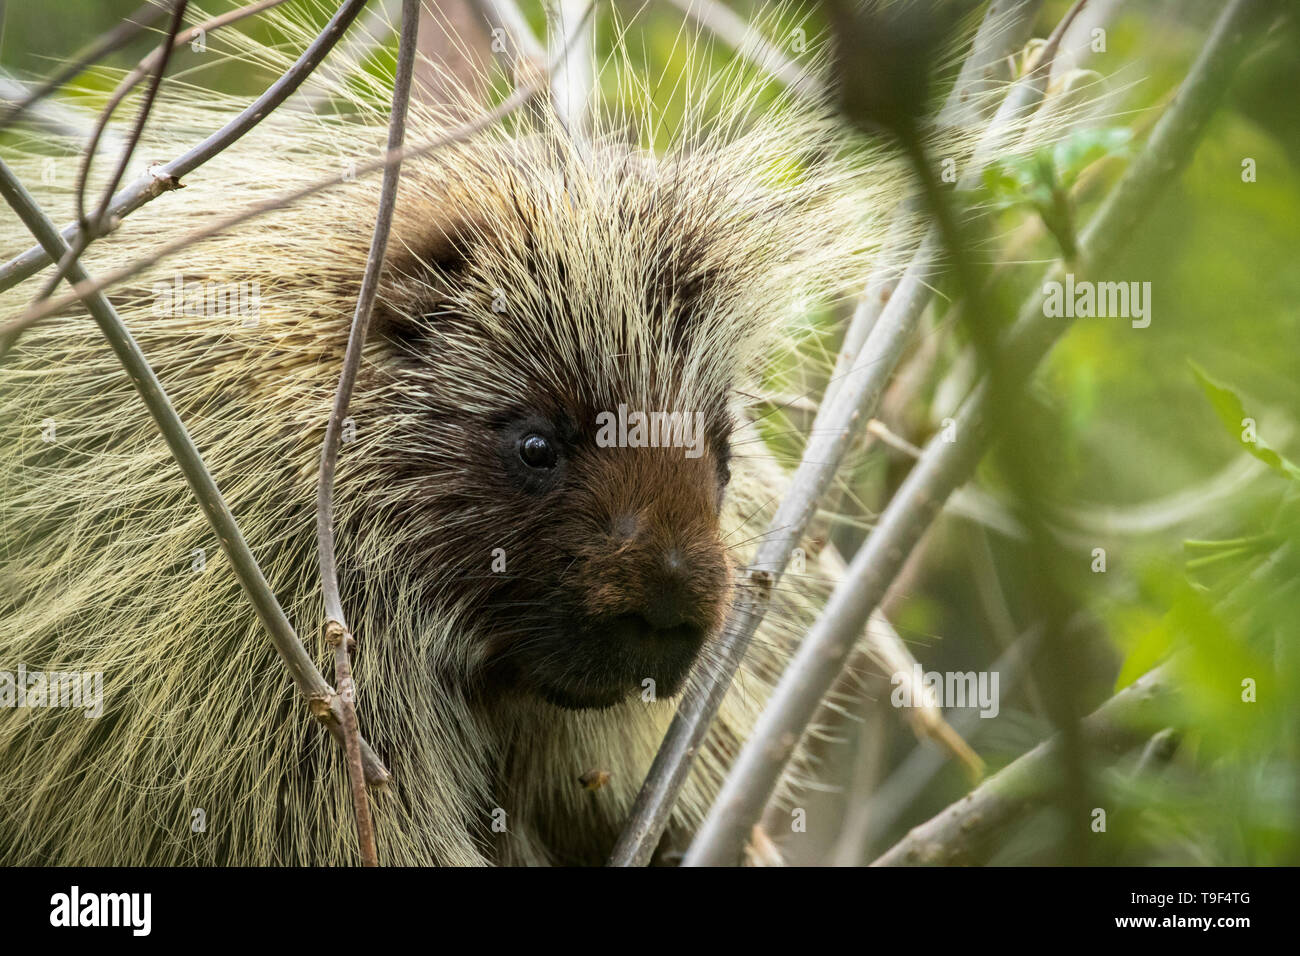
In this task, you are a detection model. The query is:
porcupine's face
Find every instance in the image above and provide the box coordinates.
[471,401,735,710]
[373,156,745,710]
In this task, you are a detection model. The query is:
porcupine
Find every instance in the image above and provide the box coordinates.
[0,3,1070,865]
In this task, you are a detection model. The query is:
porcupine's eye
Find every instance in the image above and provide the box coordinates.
[518,433,557,469]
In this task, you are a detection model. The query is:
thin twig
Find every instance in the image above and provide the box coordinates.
[327,622,372,862]
[833,626,1042,865]
[3,78,523,339]
[865,610,985,780]
[0,0,373,294]
[21,0,190,329]
[1050,0,1130,86]
[317,0,420,868]
[870,661,1176,865]
[75,0,292,231]
[865,419,923,459]
[607,0,1050,869]
[76,0,191,235]
[681,0,1275,866]
[817,535,984,779]
[318,0,418,639]
[2,2,598,340]
[0,155,391,786]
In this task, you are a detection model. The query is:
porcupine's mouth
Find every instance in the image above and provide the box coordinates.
[532,613,707,711]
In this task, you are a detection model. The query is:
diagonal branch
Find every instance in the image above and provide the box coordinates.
[74,0,192,238]
[869,662,1176,865]
[2,2,599,342]
[0,0,373,295]
[681,0,1277,866]
[74,0,294,235]
[0,156,391,786]
[608,0,1050,868]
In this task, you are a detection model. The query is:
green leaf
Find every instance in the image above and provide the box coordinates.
[1115,612,1174,690]
[1189,361,1300,481]
[1051,127,1132,188]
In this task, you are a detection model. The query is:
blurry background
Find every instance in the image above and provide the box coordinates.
[2,0,1297,865]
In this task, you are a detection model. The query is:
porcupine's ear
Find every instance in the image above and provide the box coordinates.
[374,200,490,347]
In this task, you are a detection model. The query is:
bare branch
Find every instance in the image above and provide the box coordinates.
[0,0,373,294]
[1,2,599,340]
[74,0,192,235]
[865,419,923,459]
[869,662,1175,866]
[318,0,418,641]
[73,0,294,230]
[317,0,421,867]
[18,0,191,335]
[608,0,1052,869]
[326,622,375,863]
[681,0,1275,867]
[2,77,520,340]
[0,155,391,787]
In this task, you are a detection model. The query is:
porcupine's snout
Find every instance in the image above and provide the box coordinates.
[596,494,727,647]
[534,441,733,710]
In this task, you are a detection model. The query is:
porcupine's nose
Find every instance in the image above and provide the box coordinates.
[642,547,696,631]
